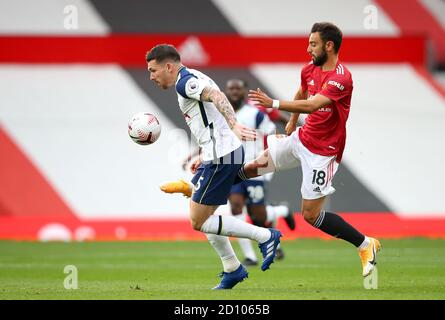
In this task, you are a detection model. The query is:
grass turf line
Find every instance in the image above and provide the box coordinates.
[0,239,444,300]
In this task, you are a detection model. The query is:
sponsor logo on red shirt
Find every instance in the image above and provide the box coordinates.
[298,61,353,163]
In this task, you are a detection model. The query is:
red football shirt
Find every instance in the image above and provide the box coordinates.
[299,61,353,163]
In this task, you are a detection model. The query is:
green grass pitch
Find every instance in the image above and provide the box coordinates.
[1,239,444,300]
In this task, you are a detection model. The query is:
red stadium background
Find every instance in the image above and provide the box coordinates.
[1,0,445,241]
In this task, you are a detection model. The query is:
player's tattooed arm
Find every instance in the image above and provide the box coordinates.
[201,86,256,141]
[200,86,237,128]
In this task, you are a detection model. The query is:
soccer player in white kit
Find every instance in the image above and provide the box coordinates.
[146,44,282,289]
[225,79,296,264]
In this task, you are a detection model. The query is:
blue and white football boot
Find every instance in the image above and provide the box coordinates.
[212,264,248,290]
[258,229,282,271]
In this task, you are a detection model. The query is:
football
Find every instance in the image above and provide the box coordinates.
[128,112,161,145]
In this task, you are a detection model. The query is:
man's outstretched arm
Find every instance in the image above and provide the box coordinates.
[249,88,331,114]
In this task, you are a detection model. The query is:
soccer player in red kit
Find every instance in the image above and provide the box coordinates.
[245,22,381,277]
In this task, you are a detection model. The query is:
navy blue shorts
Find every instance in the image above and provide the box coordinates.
[230,180,266,205]
[191,146,244,205]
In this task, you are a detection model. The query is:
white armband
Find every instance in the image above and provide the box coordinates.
[272,99,280,109]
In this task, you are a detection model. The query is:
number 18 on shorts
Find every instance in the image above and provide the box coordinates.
[267,130,339,200]
[304,159,339,200]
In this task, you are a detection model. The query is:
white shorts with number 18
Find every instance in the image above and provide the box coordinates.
[266,128,339,200]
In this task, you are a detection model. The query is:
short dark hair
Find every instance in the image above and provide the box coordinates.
[146,44,181,63]
[311,22,343,53]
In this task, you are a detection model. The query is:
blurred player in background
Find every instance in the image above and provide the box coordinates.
[247,22,381,277]
[177,79,296,266]
[224,79,295,264]
[252,97,290,127]
[146,44,282,289]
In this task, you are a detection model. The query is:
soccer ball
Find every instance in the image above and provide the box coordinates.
[128,112,161,145]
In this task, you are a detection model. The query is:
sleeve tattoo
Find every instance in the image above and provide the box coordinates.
[201,86,236,129]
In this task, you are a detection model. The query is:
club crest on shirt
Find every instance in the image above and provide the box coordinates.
[187,79,200,94]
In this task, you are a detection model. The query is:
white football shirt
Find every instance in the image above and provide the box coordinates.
[175,66,241,162]
[236,103,276,181]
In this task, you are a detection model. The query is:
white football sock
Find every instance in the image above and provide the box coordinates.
[206,233,240,273]
[272,205,289,217]
[234,213,258,262]
[266,205,277,227]
[266,205,289,227]
[358,236,371,250]
[237,238,258,262]
[201,215,271,244]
